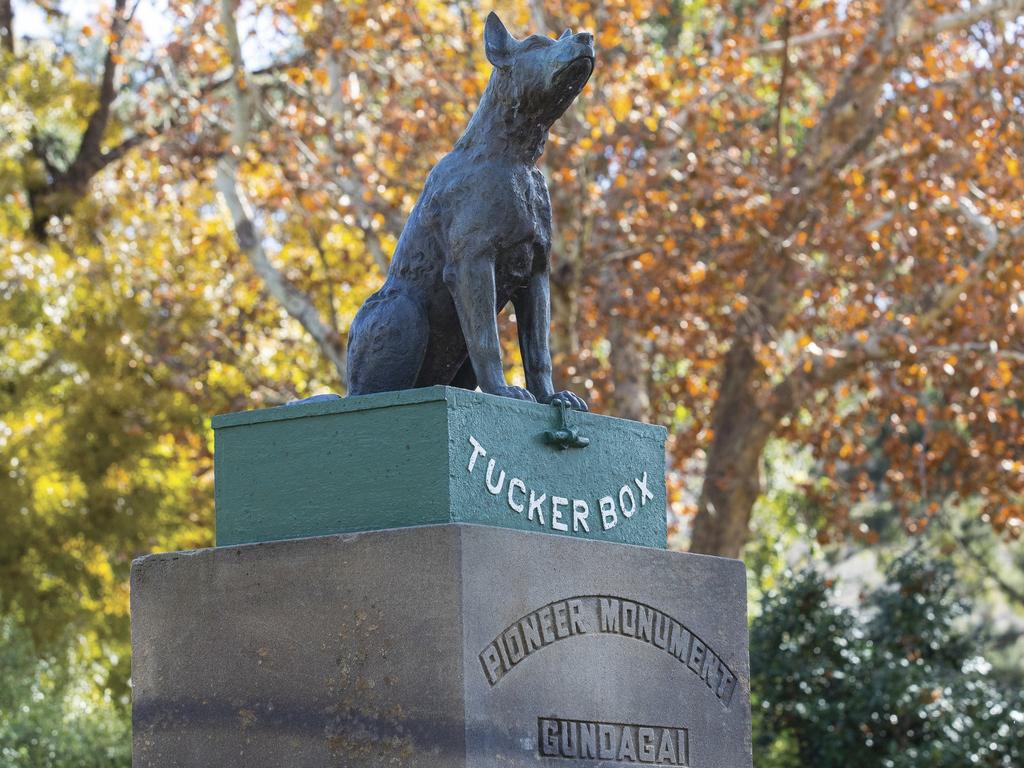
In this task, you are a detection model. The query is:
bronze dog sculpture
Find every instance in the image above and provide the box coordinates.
[345,12,593,411]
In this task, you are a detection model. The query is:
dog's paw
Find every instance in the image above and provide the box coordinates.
[492,385,538,402]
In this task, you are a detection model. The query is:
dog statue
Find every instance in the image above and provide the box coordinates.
[346,12,593,411]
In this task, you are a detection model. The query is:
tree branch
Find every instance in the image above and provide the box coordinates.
[774,9,792,176]
[755,25,844,54]
[214,164,347,382]
[906,0,1024,49]
[216,0,347,385]
[64,0,130,185]
[0,0,14,55]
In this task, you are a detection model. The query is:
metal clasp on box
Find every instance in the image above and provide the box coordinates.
[544,398,590,450]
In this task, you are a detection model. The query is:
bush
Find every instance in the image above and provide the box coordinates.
[751,556,1024,767]
[0,621,130,768]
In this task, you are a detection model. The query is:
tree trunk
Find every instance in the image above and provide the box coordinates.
[609,316,650,422]
[689,340,774,558]
[1,0,13,55]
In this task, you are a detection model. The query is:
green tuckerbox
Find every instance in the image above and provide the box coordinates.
[212,386,667,548]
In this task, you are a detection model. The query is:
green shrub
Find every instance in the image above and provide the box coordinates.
[751,556,1023,767]
[0,621,130,768]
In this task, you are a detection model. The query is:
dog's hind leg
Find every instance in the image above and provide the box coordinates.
[346,290,429,395]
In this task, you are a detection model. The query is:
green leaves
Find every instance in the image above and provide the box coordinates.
[752,557,1024,768]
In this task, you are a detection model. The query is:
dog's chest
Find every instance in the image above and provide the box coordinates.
[495,170,550,283]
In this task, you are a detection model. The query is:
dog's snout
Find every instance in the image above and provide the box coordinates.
[575,31,594,47]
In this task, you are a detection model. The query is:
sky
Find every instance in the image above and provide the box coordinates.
[13,0,174,44]
[13,0,287,70]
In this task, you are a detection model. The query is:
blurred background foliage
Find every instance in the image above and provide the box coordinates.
[0,0,1021,763]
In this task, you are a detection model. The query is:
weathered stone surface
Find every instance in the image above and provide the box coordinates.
[132,524,751,767]
[212,386,667,548]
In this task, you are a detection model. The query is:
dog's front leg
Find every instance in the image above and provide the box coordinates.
[513,271,588,412]
[444,254,535,402]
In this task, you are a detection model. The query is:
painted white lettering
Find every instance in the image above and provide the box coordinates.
[572,499,590,532]
[635,471,653,505]
[619,484,637,518]
[551,496,569,531]
[467,435,486,472]
[507,477,526,513]
[599,496,617,530]
[528,490,547,525]
[485,459,506,495]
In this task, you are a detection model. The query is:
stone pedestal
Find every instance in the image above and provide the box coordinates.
[131,525,751,767]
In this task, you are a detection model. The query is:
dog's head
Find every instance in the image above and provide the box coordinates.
[483,12,595,125]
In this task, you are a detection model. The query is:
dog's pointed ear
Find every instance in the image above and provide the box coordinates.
[484,12,515,68]
[558,27,573,40]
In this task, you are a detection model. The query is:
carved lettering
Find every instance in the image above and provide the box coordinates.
[568,599,589,634]
[537,719,690,766]
[599,598,620,633]
[482,595,740,712]
[668,621,692,661]
[520,613,543,653]
[688,638,707,675]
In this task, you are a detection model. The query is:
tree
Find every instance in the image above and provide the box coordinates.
[3,1,1022,663]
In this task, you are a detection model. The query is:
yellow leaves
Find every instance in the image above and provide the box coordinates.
[610,90,632,122]
[689,261,707,283]
[996,360,1013,388]
[312,68,330,87]
[643,115,659,132]
[599,25,622,49]
[287,67,307,84]
[690,211,706,230]
[839,443,853,459]
[1007,155,1020,178]
[797,334,812,350]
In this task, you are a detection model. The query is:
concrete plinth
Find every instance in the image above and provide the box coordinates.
[131,525,751,767]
